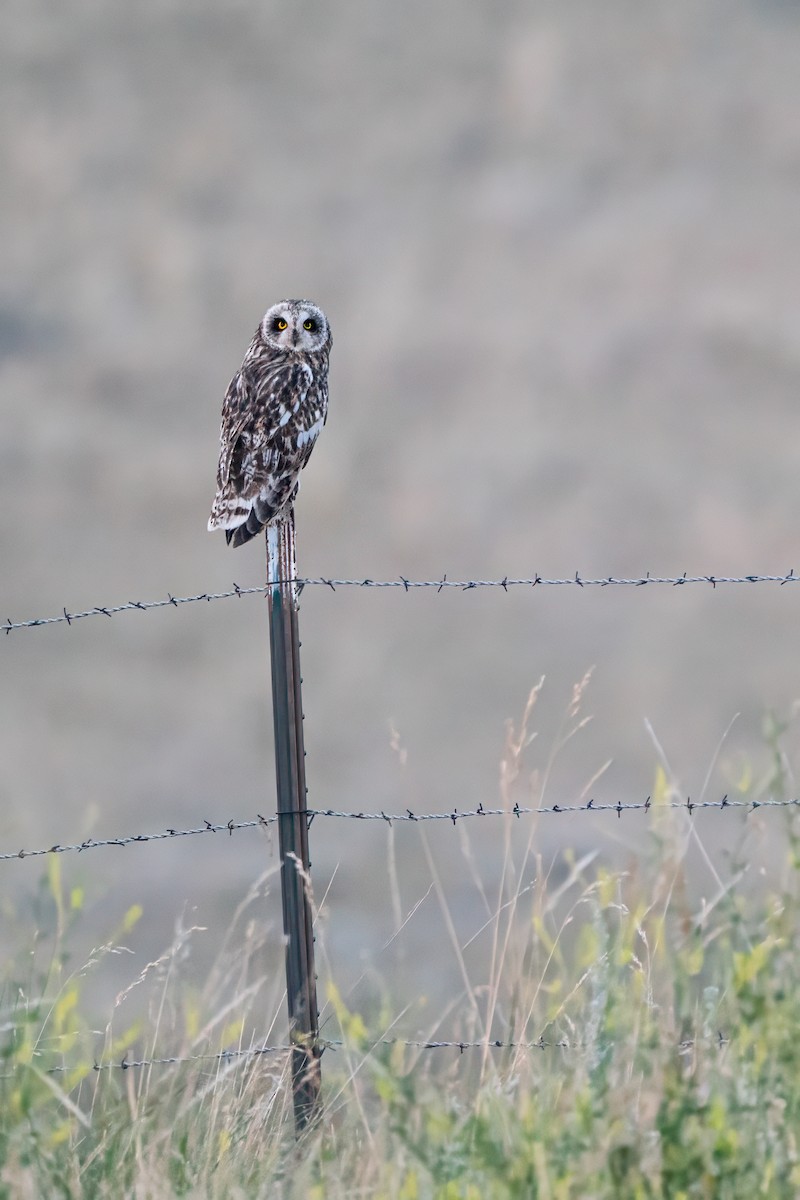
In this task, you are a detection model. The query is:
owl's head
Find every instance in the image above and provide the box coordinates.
[259,299,331,354]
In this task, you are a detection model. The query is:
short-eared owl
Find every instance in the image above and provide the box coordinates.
[208,299,331,547]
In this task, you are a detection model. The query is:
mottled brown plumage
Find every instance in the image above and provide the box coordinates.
[208,300,331,547]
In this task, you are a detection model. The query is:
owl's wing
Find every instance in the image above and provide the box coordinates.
[215,371,249,489]
[208,370,265,531]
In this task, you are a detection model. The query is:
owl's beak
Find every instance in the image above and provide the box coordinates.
[291,326,299,346]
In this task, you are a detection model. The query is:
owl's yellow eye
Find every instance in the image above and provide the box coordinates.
[303,320,314,331]
[276,319,288,331]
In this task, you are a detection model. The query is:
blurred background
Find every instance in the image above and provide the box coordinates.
[2,0,800,1019]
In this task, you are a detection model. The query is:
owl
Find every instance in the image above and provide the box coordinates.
[208,299,332,547]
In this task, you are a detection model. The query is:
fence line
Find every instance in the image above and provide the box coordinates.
[1,794,796,865]
[4,569,799,635]
[0,564,788,1116]
[2,1029,729,1080]
[0,816,274,862]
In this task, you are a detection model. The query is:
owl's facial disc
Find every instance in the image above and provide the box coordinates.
[261,300,328,352]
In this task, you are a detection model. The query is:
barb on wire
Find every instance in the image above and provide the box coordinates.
[4,570,798,635]
[4,1028,729,1079]
[1,795,796,866]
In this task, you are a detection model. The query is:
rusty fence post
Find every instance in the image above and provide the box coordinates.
[266,510,321,1133]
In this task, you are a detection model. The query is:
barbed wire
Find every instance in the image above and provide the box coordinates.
[3,1029,729,1078]
[307,794,800,823]
[0,816,276,862]
[1,794,796,865]
[4,570,799,636]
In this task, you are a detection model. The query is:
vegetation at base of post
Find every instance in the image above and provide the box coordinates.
[2,710,800,1197]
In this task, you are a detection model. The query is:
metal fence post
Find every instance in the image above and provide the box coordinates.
[266,511,321,1133]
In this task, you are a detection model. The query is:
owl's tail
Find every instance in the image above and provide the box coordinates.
[207,493,285,548]
[225,504,270,548]
[208,495,249,532]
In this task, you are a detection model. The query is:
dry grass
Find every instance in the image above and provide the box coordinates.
[2,687,800,1198]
